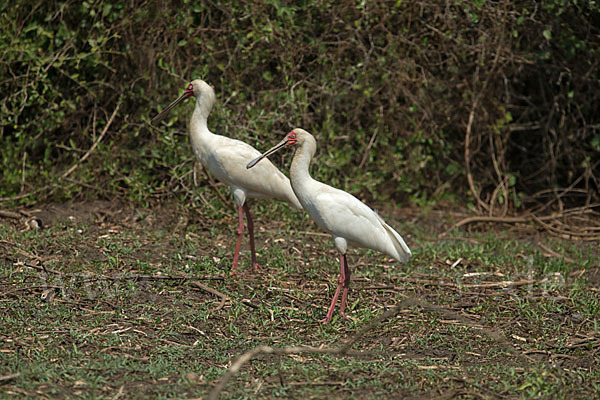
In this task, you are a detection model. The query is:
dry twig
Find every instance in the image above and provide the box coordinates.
[208,345,371,400]
[13,259,222,282]
[208,295,530,399]
[62,102,121,179]
[190,281,230,310]
[0,373,19,384]
[0,210,22,219]
[537,242,576,263]
[441,204,600,240]
[464,100,490,213]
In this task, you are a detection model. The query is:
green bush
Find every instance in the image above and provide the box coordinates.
[1,1,598,210]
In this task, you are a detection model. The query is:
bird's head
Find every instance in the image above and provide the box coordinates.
[151,79,214,125]
[247,128,309,169]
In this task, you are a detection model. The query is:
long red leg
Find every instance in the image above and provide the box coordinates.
[242,202,261,271]
[230,205,244,275]
[338,254,351,318]
[321,254,347,323]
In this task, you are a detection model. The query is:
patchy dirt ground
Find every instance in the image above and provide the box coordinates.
[1,200,599,399]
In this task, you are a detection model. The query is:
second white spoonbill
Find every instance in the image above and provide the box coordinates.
[152,80,302,274]
[248,128,411,322]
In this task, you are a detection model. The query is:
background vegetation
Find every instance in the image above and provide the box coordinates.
[1,0,599,211]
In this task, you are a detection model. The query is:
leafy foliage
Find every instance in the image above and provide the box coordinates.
[1,1,598,209]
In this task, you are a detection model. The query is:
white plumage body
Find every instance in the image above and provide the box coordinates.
[152,79,301,273]
[288,130,411,262]
[187,81,301,209]
[294,178,411,262]
[190,133,300,207]
[248,128,411,322]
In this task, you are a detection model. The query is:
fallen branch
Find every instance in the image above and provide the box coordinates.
[356,285,396,291]
[15,261,63,276]
[297,230,331,238]
[287,380,345,386]
[0,372,19,384]
[14,260,222,282]
[441,204,600,238]
[0,185,52,202]
[537,242,576,263]
[394,276,457,288]
[208,296,532,399]
[527,160,600,215]
[241,299,259,309]
[208,345,370,400]
[190,281,229,298]
[394,275,539,291]
[0,210,22,219]
[189,281,260,310]
[531,214,600,240]
[190,281,230,310]
[462,279,535,289]
[442,215,534,236]
[208,303,406,399]
[2,285,63,298]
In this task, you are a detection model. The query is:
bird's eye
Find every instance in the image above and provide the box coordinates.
[187,84,193,90]
[290,134,296,139]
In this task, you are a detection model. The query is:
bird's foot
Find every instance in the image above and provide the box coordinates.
[339,311,354,321]
[320,311,335,324]
[252,262,262,272]
[320,312,352,324]
[229,264,238,276]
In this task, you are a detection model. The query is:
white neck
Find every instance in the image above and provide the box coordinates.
[188,92,218,166]
[290,135,318,191]
[190,96,212,134]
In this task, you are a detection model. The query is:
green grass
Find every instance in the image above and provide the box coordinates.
[1,199,599,399]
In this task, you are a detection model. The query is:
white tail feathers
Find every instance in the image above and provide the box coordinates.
[375,213,412,262]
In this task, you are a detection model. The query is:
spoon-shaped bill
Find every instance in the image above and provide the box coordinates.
[247,137,288,169]
[151,92,192,125]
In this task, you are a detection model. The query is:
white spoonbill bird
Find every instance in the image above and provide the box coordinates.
[248,128,411,322]
[151,80,302,274]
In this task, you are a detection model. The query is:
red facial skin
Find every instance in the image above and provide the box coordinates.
[288,131,297,146]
